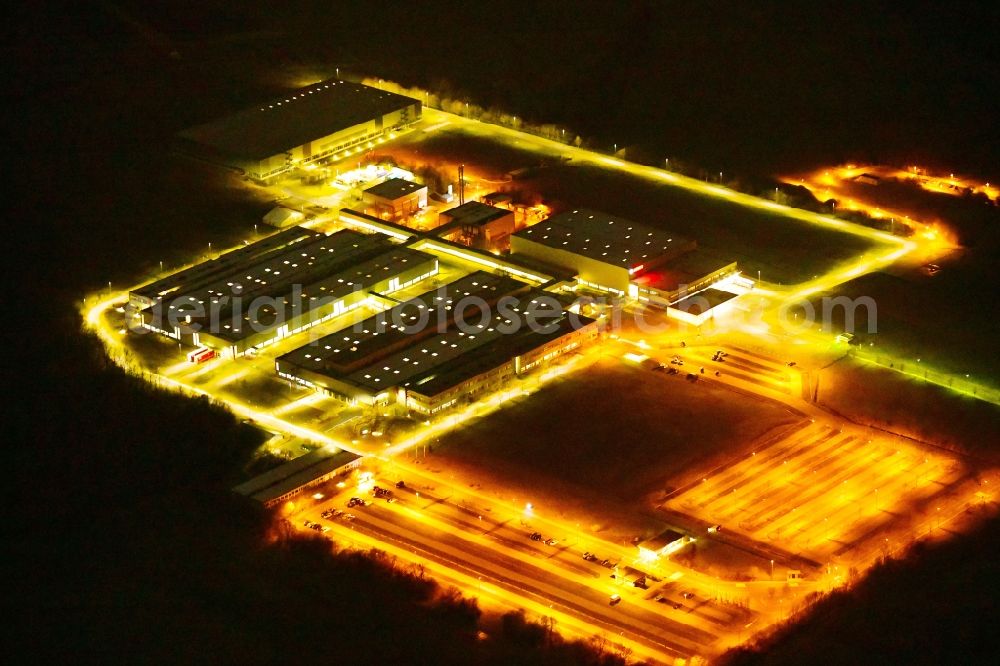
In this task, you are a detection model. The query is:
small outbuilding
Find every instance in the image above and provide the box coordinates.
[435,201,516,251]
[638,529,692,560]
[853,173,881,186]
[263,206,304,229]
[666,288,739,326]
[363,177,427,219]
[232,446,363,508]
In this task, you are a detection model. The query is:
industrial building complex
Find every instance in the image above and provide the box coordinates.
[177,79,421,182]
[276,271,598,413]
[131,200,743,382]
[510,208,741,319]
[122,165,748,535]
[144,95,746,420]
[90,72,974,665]
[129,228,438,357]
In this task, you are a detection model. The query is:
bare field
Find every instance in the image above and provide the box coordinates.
[817,358,1000,463]
[809,268,1000,385]
[432,356,800,513]
[120,325,186,371]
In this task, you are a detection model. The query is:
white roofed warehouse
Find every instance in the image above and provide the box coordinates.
[176,79,421,182]
[511,208,696,294]
[510,208,741,311]
[129,228,438,357]
[276,272,599,413]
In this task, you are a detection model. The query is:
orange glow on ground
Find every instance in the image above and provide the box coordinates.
[666,420,975,565]
[782,164,963,253]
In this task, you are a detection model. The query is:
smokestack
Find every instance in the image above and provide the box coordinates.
[459,164,465,205]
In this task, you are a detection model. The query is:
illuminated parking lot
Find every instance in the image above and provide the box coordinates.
[667,421,968,562]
